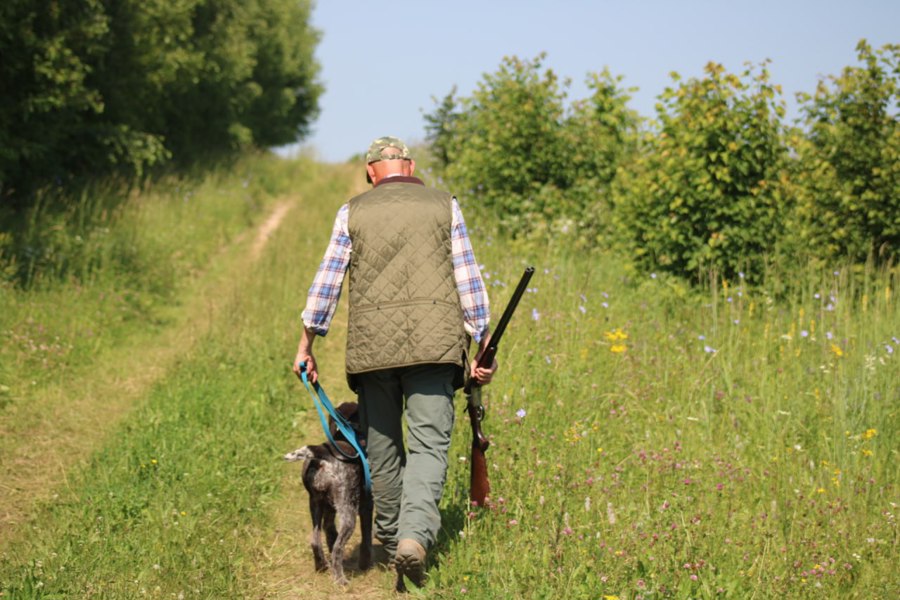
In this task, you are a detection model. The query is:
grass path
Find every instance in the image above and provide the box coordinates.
[244,171,402,599]
[0,194,298,548]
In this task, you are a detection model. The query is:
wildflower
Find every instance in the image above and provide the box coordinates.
[604,328,628,342]
[830,344,844,358]
[826,331,834,340]
[516,408,526,419]
[862,449,873,457]
[814,292,821,299]
[651,273,657,279]
[545,356,552,364]
[580,294,587,302]
[698,334,706,340]
[601,302,609,309]
[578,305,586,314]
[610,344,627,354]
[704,345,716,354]
[508,519,518,526]
[886,345,894,355]
[531,308,540,321]
[800,330,809,338]
[739,272,745,279]
[863,428,877,439]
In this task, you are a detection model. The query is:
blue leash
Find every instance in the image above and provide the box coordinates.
[297,362,372,493]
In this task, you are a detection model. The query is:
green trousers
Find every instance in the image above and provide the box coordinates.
[356,363,458,554]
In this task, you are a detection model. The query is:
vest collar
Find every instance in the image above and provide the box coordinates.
[374,175,425,188]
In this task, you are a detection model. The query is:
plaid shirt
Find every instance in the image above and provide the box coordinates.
[302,195,490,342]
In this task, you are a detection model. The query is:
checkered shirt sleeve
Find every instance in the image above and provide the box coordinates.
[301,204,351,336]
[301,198,490,342]
[451,198,490,343]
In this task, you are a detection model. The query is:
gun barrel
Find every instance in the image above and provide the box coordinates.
[477,266,534,368]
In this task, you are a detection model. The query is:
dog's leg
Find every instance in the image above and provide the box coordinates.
[330,503,356,586]
[358,490,373,571]
[308,495,328,572]
[324,505,338,553]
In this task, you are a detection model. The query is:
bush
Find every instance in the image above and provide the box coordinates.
[787,41,900,265]
[425,55,639,242]
[612,61,789,282]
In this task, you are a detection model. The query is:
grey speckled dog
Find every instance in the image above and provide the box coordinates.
[284,402,373,586]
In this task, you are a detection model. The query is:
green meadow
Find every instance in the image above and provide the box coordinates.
[0,156,897,599]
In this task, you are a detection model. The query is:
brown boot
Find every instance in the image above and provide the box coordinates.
[394,538,427,590]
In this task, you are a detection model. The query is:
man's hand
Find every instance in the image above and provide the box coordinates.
[293,328,318,383]
[471,356,498,385]
[471,333,498,385]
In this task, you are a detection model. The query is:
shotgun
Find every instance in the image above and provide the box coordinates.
[466,266,534,506]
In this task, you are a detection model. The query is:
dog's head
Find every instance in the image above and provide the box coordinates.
[329,402,361,442]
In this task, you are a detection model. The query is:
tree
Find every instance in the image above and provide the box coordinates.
[0,0,322,204]
[790,40,900,264]
[612,61,790,282]
[426,55,639,241]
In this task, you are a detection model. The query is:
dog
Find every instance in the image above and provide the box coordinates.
[284,402,373,586]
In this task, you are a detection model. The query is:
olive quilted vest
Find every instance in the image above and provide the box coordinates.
[345,181,467,379]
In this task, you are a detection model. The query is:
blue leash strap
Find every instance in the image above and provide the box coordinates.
[298,362,372,493]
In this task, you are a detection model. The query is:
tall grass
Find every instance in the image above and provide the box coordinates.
[429,240,899,598]
[0,153,302,401]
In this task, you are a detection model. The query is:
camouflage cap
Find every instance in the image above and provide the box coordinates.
[365,136,411,163]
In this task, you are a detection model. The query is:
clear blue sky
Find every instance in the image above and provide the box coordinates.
[285,0,899,163]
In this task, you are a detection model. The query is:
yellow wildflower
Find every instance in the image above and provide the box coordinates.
[830,344,844,357]
[863,428,877,439]
[862,449,873,457]
[604,328,628,342]
[610,344,627,354]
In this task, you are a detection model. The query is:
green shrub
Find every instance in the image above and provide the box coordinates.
[787,41,900,265]
[612,61,789,283]
[425,55,639,242]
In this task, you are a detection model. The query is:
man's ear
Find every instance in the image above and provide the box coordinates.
[407,159,416,176]
[366,163,376,185]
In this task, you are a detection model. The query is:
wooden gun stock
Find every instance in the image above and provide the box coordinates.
[467,388,491,506]
[466,266,534,506]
